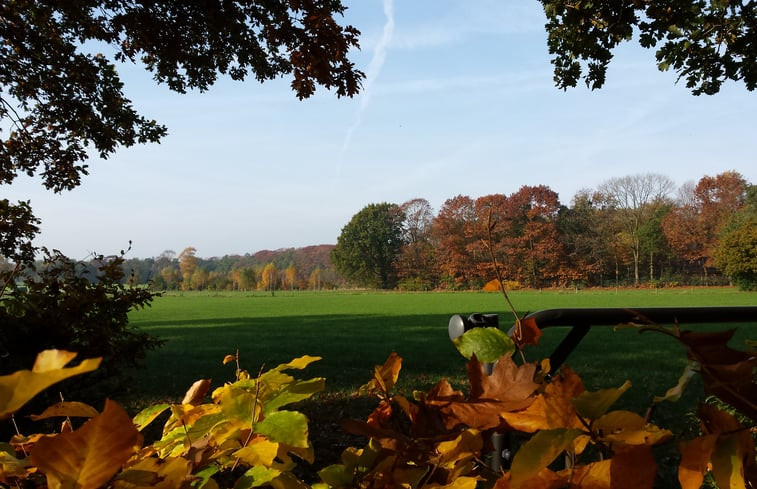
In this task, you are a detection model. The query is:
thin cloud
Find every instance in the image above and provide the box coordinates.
[338,0,395,162]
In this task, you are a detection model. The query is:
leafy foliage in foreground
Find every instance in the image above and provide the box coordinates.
[1,317,755,488]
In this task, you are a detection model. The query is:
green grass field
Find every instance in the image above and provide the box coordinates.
[127,288,756,423]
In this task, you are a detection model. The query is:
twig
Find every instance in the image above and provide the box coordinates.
[480,209,524,358]
[232,363,266,471]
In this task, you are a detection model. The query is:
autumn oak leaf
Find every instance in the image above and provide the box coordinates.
[30,399,142,489]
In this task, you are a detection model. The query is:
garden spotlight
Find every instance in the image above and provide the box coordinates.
[448,313,499,341]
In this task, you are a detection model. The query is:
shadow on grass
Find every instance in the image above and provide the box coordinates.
[128,311,744,415]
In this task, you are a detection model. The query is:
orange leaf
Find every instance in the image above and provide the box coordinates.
[556,460,612,488]
[425,357,539,431]
[358,352,402,397]
[512,317,542,348]
[29,401,100,421]
[610,445,657,489]
[181,379,211,405]
[678,330,757,420]
[502,366,585,432]
[30,399,143,489]
[678,434,719,489]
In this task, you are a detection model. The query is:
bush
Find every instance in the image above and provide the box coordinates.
[0,250,163,409]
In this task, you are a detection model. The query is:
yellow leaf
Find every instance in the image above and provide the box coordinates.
[556,460,612,488]
[436,429,482,468]
[424,477,480,489]
[29,401,100,421]
[30,399,143,489]
[0,350,101,419]
[223,354,236,365]
[572,380,632,420]
[114,456,192,489]
[510,428,584,489]
[234,438,280,467]
[273,355,322,372]
[32,350,78,372]
[593,411,672,446]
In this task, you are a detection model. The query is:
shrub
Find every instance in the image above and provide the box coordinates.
[0,250,163,409]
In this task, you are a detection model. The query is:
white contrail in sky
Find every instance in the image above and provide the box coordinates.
[338,0,395,165]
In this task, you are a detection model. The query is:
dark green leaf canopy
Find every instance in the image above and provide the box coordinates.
[0,0,364,261]
[541,0,757,95]
[331,203,405,289]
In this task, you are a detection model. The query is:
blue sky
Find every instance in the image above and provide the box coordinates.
[7,0,757,259]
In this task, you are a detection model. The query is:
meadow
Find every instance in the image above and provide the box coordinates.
[127,288,756,419]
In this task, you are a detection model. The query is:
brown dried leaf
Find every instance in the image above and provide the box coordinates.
[29,401,100,421]
[30,399,143,489]
[181,379,211,406]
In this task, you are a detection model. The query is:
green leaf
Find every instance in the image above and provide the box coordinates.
[263,378,325,415]
[572,380,632,420]
[132,403,169,431]
[510,428,584,488]
[452,327,515,363]
[318,464,355,487]
[254,411,309,448]
[234,466,281,489]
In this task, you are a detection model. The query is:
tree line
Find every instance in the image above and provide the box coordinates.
[331,171,756,291]
[107,170,757,292]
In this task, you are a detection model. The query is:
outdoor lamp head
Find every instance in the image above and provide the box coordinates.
[448,313,499,341]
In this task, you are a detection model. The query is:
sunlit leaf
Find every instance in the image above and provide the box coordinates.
[453,327,515,363]
[114,456,192,488]
[32,350,79,372]
[0,350,101,419]
[234,438,279,467]
[555,460,612,488]
[132,403,169,432]
[572,380,631,420]
[29,401,99,421]
[510,428,583,489]
[654,360,699,403]
[272,355,322,372]
[182,379,211,405]
[436,429,482,468]
[593,411,672,446]
[423,477,480,488]
[223,354,236,365]
[512,316,542,348]
[502,366,585,432]
[235,465,282,489]
[254,411,309,448]
[263,378,325,415]
[0,445,30,480]
[358,352,402,396]
[30,399,142,489]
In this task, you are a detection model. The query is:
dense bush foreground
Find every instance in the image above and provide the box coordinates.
[1,316,754,489]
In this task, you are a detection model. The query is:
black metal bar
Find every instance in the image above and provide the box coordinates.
[522,306,757,372]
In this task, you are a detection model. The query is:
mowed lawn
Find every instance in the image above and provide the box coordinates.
[127,288,756,423]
